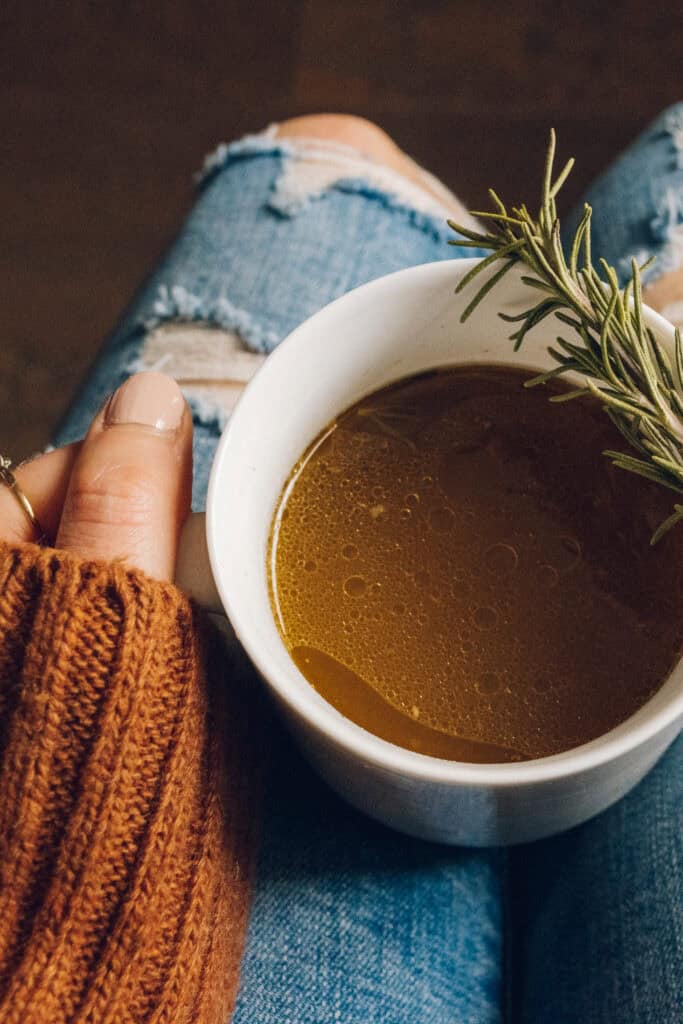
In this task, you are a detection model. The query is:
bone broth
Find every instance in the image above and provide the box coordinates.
[267,365,683,762]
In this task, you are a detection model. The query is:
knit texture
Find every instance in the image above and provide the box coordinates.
[0,541,260,1024]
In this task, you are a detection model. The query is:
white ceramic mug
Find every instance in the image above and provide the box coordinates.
[177,258,683,846]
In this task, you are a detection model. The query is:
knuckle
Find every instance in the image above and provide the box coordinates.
[65,463,160,532]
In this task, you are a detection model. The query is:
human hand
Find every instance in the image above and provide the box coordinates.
[0,372,193,581]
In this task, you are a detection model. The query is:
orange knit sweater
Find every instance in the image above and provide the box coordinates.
[0,541,259,1024]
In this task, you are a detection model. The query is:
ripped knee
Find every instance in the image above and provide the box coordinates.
[277,114,402,165]
[131,321,267,430]
[275,113,465,214]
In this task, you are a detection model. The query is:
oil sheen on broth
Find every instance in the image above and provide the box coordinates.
[268,365,683,762]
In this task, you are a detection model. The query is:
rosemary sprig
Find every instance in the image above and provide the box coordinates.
[447,129,683,544]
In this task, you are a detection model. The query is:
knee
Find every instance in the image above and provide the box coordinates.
[275,113,456,211]
[277,114,402,164]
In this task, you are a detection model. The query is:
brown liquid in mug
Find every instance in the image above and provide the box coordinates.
[268,365,683,762]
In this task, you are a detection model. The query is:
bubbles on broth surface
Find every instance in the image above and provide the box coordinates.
[473,606,498,630]
[343,576,367,597]
[484,542,519,575]
[268,365,683,761]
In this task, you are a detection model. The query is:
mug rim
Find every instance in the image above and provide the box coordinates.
[207,258,683,789]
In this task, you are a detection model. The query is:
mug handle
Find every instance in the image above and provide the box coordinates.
[175,512,223,613]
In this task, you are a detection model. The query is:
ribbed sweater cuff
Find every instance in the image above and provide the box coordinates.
[0,541,255,1024]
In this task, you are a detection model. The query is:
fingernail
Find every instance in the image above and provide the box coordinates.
[105,372,185,432]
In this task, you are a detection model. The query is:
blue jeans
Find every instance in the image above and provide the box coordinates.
[55,109,683,1023]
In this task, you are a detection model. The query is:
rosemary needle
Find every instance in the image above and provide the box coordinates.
[447,129,683,544]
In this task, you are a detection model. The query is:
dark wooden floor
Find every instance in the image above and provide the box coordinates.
[2,1,681,458]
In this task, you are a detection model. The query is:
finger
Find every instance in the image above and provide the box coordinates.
[56,373,193,580]
[0,444,81,545]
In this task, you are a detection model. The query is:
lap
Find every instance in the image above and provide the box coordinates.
[231,732,502,1024]
[55,123,500,1024]
[54,109,683,1023]
[511,733,683,1024]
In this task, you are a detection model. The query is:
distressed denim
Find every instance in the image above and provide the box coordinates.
[53,110,683,1023]
[563,103,683,292]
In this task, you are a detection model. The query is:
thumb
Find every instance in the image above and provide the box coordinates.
[57,372,193,581]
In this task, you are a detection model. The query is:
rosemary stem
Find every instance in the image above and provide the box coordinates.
[447,131,683,542]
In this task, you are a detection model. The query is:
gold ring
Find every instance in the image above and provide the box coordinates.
[0,455,47,544]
